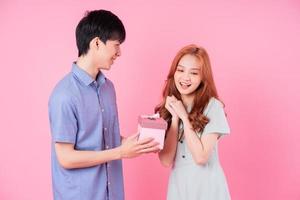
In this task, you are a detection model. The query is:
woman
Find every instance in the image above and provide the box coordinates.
[155,44,231,200]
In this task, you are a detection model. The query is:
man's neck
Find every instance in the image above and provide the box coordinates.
[76,55,99,80]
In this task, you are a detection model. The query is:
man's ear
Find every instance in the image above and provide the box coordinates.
[90,37,101,50]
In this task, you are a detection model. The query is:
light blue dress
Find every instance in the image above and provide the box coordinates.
[167,98,231,200]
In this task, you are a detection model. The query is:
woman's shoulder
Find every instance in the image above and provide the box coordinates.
[204,97,224,115]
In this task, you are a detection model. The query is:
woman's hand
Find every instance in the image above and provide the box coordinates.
[168,96,188,122]
[165,96,179,121]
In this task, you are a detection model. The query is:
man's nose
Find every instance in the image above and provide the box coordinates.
[116,48,121,57]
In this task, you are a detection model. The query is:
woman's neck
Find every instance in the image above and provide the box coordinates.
[181,94,195,109]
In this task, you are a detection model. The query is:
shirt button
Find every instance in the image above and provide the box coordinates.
[106,145,109,149]
[180,141,183,144]
[182,155,185,158]
[104,128,107,131]
[108,182,110,185]
[101,109,104,112]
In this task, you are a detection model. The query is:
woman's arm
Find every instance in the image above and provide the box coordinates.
[158,117,179,167]
[168,97,219,165]
[181,117,219,165]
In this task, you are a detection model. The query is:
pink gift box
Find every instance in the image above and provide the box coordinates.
[138,115,168,149]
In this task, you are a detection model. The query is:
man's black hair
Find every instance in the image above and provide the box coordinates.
[75,10,126,57]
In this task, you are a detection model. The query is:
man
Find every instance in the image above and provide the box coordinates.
[48,10,159,200]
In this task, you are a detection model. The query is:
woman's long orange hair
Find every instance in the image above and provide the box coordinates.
[155,44,219,133]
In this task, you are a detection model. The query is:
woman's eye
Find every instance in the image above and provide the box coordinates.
[176,69,184,72]
[191,72,199,75]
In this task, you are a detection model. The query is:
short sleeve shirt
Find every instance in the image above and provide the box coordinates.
[48,63,124,200]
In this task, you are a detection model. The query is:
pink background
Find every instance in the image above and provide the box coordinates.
[1,0,299,199]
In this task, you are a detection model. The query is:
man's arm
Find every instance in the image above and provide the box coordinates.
[55,134,159,169]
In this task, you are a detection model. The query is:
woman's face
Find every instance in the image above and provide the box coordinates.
[174,54,202,97]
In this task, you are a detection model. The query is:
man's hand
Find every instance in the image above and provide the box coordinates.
[119,133,160,159]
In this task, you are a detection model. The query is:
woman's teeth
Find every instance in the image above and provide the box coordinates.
[180,82,191,89]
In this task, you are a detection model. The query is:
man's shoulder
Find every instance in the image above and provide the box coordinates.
[104,77,113,86]
[104,77,116,91]
[49,73,76,103]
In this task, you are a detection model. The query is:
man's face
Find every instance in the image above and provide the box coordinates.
[95,39,121,70]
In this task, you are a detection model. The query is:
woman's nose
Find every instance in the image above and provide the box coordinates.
[182,72,191,80]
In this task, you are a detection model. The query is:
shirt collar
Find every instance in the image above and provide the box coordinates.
[96,70,106,85]
[72,62,106,86]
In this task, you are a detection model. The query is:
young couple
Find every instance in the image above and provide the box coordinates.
[49,10,230,200]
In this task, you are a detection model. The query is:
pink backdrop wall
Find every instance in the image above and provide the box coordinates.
[1,0,299,199]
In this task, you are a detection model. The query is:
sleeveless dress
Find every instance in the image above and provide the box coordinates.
[167,97,231,200]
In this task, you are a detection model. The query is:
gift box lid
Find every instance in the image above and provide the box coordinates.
[138,114,168,130]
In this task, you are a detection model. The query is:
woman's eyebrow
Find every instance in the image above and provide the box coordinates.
[178,64,200,70]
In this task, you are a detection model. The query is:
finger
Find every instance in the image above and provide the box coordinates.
[152,149,161,154]
[169,101,174,107]
[137,137,154,145]
[139,146,161,153]
[165,103,173,111]
[140,141,160,150]
[127,133,139,140]
[171,95,178,101]
[169,101,177,109]
[166,105,177,116]
[166,96,171,104]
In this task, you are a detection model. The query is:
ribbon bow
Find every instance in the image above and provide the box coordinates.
[141,113,160,120]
